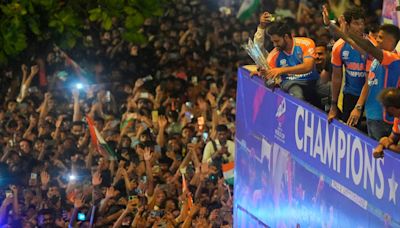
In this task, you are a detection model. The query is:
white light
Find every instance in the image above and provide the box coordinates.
[69,175,76,180]
[76,83,83,89]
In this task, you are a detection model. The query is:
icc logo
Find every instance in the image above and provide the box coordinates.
[274,96,286,143]
[276,97,286,125]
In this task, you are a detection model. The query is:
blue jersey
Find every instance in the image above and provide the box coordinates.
[366,50,400,123]
[267,37,319,81]
[331,37,375,96]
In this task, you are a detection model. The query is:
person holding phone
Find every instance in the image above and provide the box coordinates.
[202,124,235,165]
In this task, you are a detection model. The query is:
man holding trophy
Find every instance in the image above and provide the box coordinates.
[248,12,320,106]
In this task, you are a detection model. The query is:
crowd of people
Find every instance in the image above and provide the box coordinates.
[0,0,396,227]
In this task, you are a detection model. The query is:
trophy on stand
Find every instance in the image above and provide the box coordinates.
[242,39,280,88]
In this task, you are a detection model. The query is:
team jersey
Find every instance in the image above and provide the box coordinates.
[331,36,376,96]
[366,50,400,123]
[267,37,319,81]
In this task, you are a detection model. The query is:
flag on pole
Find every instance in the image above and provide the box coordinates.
[182,174,193,210]
[86,116,117,160]
[237,0,260,21]
[222,162,234,185]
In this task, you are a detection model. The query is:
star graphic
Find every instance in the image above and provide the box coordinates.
[388,171,398,205]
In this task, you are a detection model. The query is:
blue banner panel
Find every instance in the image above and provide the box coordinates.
[234,67,400,227]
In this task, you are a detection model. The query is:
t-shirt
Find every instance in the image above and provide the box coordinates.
[366,51,400,122]
[331,36,375,96]
[267,37,319,81]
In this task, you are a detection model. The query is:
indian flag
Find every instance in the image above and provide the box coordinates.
[182,174,193,210]
[237,0,260,21]
[86,116,117,160]
[222,162,234,185]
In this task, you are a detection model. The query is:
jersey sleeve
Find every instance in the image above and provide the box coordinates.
[331,40,345,67]
[392,118,400,134]
[298,38,315,59]
[381,50,400,66]
[267,49,279,69]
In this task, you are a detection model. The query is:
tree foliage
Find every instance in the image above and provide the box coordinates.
[0,0,167,65]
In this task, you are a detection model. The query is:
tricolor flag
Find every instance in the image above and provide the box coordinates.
[237,0,260,21]
[86,116,117,160]
[222,162,234,185]
[182,174,193,210]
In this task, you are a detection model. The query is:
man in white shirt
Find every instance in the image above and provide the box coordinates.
[202,124,235,165]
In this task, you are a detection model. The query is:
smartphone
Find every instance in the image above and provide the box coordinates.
[202,132,209,142]
[105,91,111,102]
[191,137,198,144]
[197,116,205,126]
[151,110,159,123]
[140,92,149,99]
[179,167,187,175]
[141,176,147,184]
[31,173,37,180]
[185,101,193,109]
[128,195,138,201]
[191,76,198,85]
[185,112,194,122]
[154,145,161,153]
[229,98,236,108]
[5,190,12,198]
[77,212,86,221]
[141,122,148,130]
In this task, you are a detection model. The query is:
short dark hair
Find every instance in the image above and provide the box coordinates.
[378,88,400,108]
[216,124,228,132]
[267,22,292,38]
[315,41,328,48]
[379,24,400,44]
[343,6,365,24]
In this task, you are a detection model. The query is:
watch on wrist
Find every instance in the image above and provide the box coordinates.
[355,104,363,111]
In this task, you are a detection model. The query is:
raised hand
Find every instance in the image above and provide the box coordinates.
[105,186,117,199]
[74,195,85,209]
[72,88,80,100]
[206,92,217,108]
[21,64,28,75]
[92,171,102,186]
[158,115,168,129]
[338,15,348,33]
[55,115,64,128]
[134,78,144,89]
[259,12,273,28]
[40,171,50,186]
[30,65,40,76]
[10,185,18,195]
[322,5,331,26]
[144,147,152,161]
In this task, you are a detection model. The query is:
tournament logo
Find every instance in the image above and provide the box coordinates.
[280,59,288,67]
[274,96,286,143]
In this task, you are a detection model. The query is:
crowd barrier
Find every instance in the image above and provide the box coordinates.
[234,66,400,227]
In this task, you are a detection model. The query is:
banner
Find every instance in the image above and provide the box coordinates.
[382,0,400,26]
[234,67,400,227]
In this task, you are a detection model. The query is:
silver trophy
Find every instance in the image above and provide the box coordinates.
[242,39,276,87]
